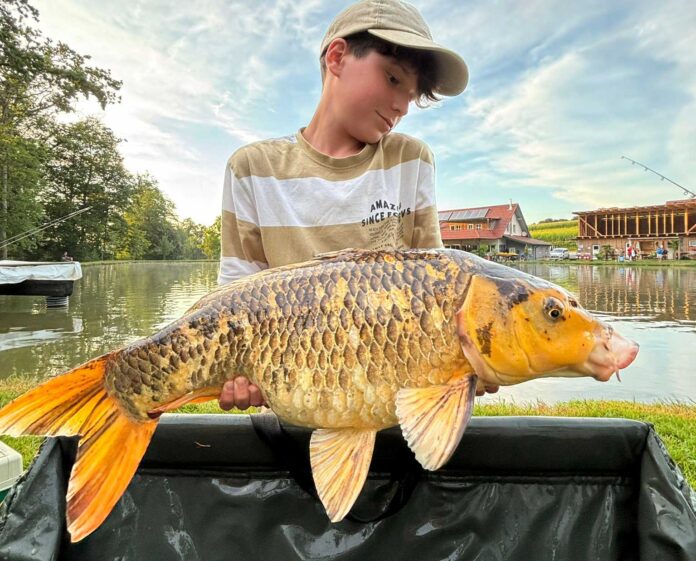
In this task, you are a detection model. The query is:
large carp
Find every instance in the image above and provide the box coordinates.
[0,249,638,541]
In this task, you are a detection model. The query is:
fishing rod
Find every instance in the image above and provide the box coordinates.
[620,156,695,199]
[0,207,88,247]
[0,206,92,250]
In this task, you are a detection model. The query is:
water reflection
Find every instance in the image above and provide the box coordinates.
[0,262,694,403]
[0,309,83,352]
[0,262,219,380]
[519,264,696,327]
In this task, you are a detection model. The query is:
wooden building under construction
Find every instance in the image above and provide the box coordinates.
[574,199,696,259]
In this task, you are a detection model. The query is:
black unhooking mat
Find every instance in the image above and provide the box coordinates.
[0,415,694,561]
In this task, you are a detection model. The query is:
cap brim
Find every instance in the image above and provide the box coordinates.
[367,29,468,96]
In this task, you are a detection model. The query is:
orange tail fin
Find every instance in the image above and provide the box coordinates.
[0,354,158,542]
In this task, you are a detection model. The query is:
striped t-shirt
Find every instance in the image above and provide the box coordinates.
[218,129,443,285]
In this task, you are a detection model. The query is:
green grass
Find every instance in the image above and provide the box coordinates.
[1,378,694,487]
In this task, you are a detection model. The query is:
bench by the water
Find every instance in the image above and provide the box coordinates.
[0,261,82,307]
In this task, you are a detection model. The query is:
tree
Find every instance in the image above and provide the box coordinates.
[180,218,206,260]
[117,174,184,260]
[40,117,132,261]
[0,131,47,258]
[0,0,121,258]
[202,215,221,259]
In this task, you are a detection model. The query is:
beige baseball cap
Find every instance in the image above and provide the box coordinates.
[320,0,469,96]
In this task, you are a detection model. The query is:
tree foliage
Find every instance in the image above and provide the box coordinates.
[39,117,132,261]
[116,175,210,261]
[0,0,121,258]
[116,175,168,259]
[201,215,221,260]
[0,1,217,262]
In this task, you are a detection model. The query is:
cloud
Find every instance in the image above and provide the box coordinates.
[399,0,696,221]
[33,0,332,223]
[31,0,696,225]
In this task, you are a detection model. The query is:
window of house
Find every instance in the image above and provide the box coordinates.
[467,224,474,230]
[476,224,482,230]
[449,224,462,231]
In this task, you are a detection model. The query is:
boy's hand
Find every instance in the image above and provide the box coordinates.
[219,377,266,410]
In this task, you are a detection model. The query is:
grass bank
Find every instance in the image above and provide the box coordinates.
[1,378,694,487]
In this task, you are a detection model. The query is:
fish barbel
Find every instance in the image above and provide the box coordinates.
[0,249,639,541]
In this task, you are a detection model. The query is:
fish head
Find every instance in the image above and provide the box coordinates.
[456,274,639,385]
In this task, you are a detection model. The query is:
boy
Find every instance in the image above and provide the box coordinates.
[217,0,496,409]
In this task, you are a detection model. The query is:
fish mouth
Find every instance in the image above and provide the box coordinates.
[577,324,639,382]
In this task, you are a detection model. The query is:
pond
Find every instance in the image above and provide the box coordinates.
[0,261,694,404]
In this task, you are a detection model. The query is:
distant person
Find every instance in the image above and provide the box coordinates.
[61,251,74,262]
[215,0,499,410]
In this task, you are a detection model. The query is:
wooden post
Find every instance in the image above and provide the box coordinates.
[648,212,651,236]
[624,214,628,237]
[671,210,675,234]
[595,214,598,236]
[635,213,639,236]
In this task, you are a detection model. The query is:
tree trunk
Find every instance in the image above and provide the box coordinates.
[2,99,10,260]
[1,160,7,260]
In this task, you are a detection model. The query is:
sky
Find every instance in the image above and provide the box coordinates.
[31,0,696,227]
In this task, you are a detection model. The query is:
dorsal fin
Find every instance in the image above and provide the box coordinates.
[313,248,362,260]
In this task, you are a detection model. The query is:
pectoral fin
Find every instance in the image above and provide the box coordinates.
[395,375,478,470]
[146,386,220,419]
[309,428,376,522]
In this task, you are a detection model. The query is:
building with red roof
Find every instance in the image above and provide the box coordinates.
[439,202,551,259]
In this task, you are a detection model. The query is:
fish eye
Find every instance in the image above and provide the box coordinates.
[544,298,564,321]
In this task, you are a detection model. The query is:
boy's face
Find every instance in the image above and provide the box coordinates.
[332,49,418,145]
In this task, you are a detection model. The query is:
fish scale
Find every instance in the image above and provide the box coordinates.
[104,250,472,428]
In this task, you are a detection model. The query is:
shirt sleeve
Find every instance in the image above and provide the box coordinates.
[217,157,268,285]
[411,146,444,249]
